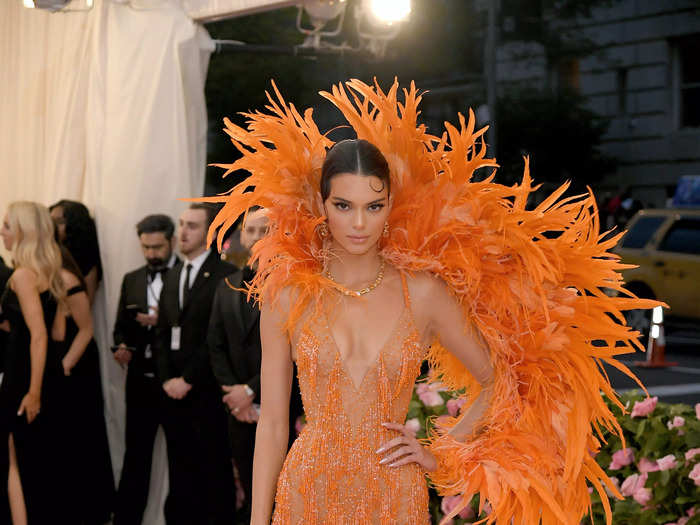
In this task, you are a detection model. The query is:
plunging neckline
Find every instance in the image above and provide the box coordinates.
[323,305,407,392]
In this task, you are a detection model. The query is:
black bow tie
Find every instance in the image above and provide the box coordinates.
[148,267,168,280]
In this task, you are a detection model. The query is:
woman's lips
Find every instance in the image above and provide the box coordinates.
[347,235,369,244]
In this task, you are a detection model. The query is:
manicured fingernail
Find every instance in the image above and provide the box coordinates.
[375,447,383,454]
[379,458,388,464]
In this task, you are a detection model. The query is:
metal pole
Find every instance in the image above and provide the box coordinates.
[485,0,498,157]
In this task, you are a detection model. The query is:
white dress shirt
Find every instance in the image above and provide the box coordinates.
[147,253,177,314]
[178,249,210,308]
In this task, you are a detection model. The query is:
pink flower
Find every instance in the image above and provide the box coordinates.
[294,416,306,436]
[685,448,700,462]
[604,477,621,497]
[416,382,445,407]
[440,495,474,519]
[404,418,421,436]
[657,454,678,471]
[667,416,686,430]
[695,403,700,419]
[621,473,648,497]
[631,397,658,417]
[633,487,652,506]
[446,398,467,417]
[638,457,660,473]
[690,464,700,486]
[688,507,696,517]
[609,448,635,470]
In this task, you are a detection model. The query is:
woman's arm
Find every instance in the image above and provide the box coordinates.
[60,270,93,375]
[378,275,494,470]
[423,277,494,440]
[11,268,48,423]
[84,266,98,305]
[250,299,294,525]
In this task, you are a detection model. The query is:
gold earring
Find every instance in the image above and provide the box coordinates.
[319,222,329,238]
[383,221,390,237]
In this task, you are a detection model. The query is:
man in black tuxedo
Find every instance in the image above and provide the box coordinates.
[208,208,303,519]
[154,203,236,525]
[112,214,178,525]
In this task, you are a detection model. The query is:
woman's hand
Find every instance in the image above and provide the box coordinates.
[376,422,437,472]
[62,355,74,376]
[18,392,41,423]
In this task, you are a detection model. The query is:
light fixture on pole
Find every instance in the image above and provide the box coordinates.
[355,0,411,58]
[22,0,93,11]
[297,0,348,50]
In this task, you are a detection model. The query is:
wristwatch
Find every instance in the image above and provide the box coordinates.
[243,384,255,398]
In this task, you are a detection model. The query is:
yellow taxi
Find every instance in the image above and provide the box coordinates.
[615,208,700,335]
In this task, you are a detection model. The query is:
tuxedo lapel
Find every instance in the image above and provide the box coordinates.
[137,268,149,311]
[239,268,260,340]
[181,252,217,314]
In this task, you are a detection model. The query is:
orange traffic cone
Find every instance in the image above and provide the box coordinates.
[635,306,677,368]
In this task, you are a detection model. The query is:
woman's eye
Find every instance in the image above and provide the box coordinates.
[368,204,384,212]
[334,202,349,210]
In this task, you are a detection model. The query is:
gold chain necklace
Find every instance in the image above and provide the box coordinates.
[326,258,386,297]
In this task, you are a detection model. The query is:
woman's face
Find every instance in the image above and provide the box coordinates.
[323,173,391,256]
[50,205,66,241]
[0,213,15,251]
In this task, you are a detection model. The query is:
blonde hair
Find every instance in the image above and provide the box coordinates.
[6,201,66,303]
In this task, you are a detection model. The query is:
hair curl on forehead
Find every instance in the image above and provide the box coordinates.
[320,139,390,201]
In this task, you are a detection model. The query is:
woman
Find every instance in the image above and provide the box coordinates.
[255,139,493,524]
[49,201,114,523]
[49,200,102,304]
[203,80,655,524]
[0,201,84,524]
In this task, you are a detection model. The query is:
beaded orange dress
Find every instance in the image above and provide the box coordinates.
[272,276,430,524]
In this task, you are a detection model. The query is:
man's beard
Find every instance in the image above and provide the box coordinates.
[146,257,167,272]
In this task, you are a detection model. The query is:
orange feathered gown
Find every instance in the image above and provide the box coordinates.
[197,79,658,524]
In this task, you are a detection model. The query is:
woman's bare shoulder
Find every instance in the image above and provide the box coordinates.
[404,270,446,303]
[60,268,80,289]
[9,267,38,290]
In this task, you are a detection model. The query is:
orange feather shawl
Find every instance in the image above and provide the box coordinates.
[198,79,657,524]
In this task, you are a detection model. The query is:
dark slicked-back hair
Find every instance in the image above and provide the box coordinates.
[320,139,390,200]
[136,214,175,240]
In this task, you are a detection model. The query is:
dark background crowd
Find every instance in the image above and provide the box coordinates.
[0,199,302,525]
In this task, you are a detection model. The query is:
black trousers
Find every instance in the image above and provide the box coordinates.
[228,417,256,514]
[113,373,163,525]
[162,387,235,525]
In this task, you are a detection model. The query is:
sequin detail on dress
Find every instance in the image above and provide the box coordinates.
[272,278,430,524]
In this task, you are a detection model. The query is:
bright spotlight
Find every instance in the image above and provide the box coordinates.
[366,0,411,24]
[652,306,663,324]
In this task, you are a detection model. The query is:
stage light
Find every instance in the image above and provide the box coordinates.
[365,0,411,25]
[302,0,346,23]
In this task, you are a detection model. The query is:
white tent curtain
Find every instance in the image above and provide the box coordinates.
[0,1,213,522]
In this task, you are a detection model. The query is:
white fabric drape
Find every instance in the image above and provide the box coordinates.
[0,2,213,523]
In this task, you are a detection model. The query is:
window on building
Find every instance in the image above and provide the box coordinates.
[557,59,580,92]
[658,218,700,255]
[676,36,700,128]
[617,68,628,114]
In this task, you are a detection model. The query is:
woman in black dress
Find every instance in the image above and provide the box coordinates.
[0,201,79,523]
[50,200,115,524]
